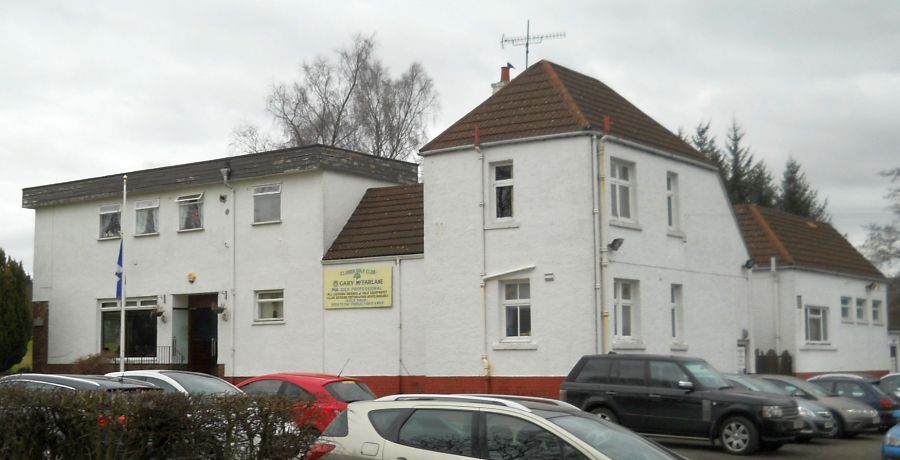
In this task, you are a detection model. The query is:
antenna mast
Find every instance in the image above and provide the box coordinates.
[501,20,566,68]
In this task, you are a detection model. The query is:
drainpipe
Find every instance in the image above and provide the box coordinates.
[771,256,781,354]
[596,120,611,354]
[396,256,404,393]
[220,165,236,377]
[476,128,493,388]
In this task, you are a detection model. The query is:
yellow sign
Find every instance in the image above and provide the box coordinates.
[324,266,393,309]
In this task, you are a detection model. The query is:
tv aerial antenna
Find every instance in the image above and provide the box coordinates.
[501,20,566,68]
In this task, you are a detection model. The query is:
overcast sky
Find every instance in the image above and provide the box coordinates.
[2,1,898,274]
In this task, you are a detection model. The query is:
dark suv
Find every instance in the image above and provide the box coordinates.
[560,354,802,455]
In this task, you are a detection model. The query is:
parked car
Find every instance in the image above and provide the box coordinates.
[724,373,835,441]
[881,373,900,398]
[759,374,880,437]
[237,373,375,433]
[559,354,802,455]
[884,413,900,460]
[808,374,900,429]
[308,394,689,460]
[0,373,158,393]
[105,370,243,395]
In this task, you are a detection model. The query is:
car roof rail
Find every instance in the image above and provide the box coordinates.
[459,394,581,411]
[376,394,531,411]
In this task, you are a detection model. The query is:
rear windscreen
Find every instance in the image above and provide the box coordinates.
[325,381,375,403]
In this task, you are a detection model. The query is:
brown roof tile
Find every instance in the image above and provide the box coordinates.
[735,204,883,279]
[421,60,705,163]
[323,183,423,260]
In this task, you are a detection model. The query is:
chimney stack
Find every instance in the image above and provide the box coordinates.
[491,63,515,94]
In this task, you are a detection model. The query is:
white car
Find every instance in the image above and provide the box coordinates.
[308,394,687,460]
[105,370,243,395]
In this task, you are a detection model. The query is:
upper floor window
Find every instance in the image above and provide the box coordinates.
[805,306,828,342]
[610,160,634,221]
[135,199,159,235]
[255,290,284,322]
[176,193,203,231]
[99,204,121,239]
[492,163,514,219]
[666,172,679,229]
[840,296,851,321]
[503,280,530,338]
[873,300,883,323]
[253,184,281,224]
[855,298,866,322]
[670,284,683,340]
[613,280,639,338]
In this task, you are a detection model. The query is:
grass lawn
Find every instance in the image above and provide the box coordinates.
[10,340,33,372]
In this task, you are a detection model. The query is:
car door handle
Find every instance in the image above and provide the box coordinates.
[605,391,617,396]
[648,394,661,399]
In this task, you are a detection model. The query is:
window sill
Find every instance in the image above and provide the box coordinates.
[612,339,646,351]
[492,341,538,350]
[610,220,642,231]
[670,341,689,352]
[252,220,282,226]
[177,228,204,233]
[98,236,121,241]
[252,320,285,326]
[485,221,519,230]
[855,321,869,325]
[800,343,837,352]
[667,229,686,240]
[874,322,885,327]
[841,319,853,324]
[134,232,159,238]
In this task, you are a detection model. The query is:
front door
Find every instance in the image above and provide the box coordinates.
[188,294,218,374]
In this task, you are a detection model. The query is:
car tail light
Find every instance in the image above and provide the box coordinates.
[881,398,893,409]
[559,389,567,401]
[306,443,336,460]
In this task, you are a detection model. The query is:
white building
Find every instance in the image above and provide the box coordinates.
[25,61,819,396]
[735,204,889,377]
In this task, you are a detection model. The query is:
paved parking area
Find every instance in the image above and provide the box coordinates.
[662,434,881,459]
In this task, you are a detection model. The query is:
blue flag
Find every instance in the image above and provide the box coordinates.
[116,241,123,300]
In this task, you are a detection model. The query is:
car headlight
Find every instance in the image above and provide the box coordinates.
[761,405,783,418]
[886,431,900,447]
[846,408,878,416]
[798,406,814,418]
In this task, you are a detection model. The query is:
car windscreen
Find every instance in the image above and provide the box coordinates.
[734,376,790,396]
[682,361,730,390]
[324,381,375,403]
[783,378,831,398]
[164,372,242,395]
[551,414,681,460]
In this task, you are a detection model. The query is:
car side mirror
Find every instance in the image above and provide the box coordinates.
[677,381,694,391]
[792,390,806,399]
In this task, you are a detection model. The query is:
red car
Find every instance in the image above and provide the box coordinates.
[236,373,375,433]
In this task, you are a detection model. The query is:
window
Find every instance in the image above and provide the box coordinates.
[492,163,513,219]
[398,409,474,456]
[239,379,282,395]
[649,360,689,389]
[856,298,866,322]
[255,290,284,322]
[253,184,281,223]
[99,204,121,239]
[670,284,683,340]
[840,296,851,320]
[873,300,883,323]
[135,199,159,235]
[613,280,638,337]
[176,193,203,231]
[485,413,583,460]
[100,298,158,357]
[609,160,634,220]
[666,172,679,229]
[503,281,530,338]
[805,306,828,342]
[615,359,645,385]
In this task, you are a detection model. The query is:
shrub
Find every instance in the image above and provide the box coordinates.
[70,352,116,375]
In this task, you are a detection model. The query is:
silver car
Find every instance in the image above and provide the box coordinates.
[105,370,243,395]
[724,373,834,440]
[759,374,879,438]
[309,394,688,460]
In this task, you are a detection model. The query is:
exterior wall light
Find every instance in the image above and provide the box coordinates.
[608,238,624,251]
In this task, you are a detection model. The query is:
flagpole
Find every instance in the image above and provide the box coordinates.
[119,175,127,373]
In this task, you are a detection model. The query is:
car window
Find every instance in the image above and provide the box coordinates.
[325,381,376,403]
[834,382,866,399]
[281,382,315,400]
[648,361,689,389]
[615,360,645,386]
[322,410,348,437]
[369,408,412,440]
[164,372,241,395]
[575,359,611,384]
[141,376,180,393]
[552,413,680,460]
[486,413,587,460]
[681,361,729,389]
[397,409,474,456]
[240,379,282,395]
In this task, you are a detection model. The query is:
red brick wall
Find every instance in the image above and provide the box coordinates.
[31,302,48,373]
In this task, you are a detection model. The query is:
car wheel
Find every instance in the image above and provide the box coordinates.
[719,416,758,455]
[591,407,619,424]
[831,414,848,438]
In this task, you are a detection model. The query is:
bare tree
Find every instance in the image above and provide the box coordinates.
[863,168,900,275]
[233,35,438,160]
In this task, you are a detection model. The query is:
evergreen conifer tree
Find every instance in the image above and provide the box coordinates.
[0,248,31,371]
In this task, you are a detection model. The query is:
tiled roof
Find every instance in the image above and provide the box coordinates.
[323,183,423,260]
[421,60,705,163]
[734,204,883,279]
[22,144,418,209]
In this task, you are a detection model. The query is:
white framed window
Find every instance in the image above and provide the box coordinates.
[840,296,851,321]
[873,300,883,324]
[253,184,282,224]
[502,280,530,338]
[613,280,639,338]
[135,199,159,235]
[176,193,203,231]
[805,306,828,342]
[856,298,867,322]
[492,163,514,220]
[609,160,634,221]
[99,204,121,239]
[670,284,683,340]
[99,297,158,357]
[666,172,679,229]
[255,290,284,322]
